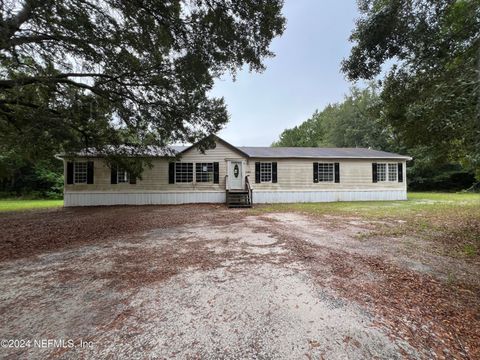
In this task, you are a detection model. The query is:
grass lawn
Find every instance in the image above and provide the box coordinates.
[0,199,63,212]
[253,192,480,217]
[253,192,480,258]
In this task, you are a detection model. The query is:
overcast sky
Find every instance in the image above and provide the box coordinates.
[210,0,360,146]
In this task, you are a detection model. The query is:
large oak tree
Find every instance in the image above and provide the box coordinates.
[0,0,285,163]
[342,0,480,178]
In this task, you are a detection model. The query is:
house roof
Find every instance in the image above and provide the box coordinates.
[59,135,412,160]
[237,146,412,160]
[178,135,411,160]
[65,145,187,157]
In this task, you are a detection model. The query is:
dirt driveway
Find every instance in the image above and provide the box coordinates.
[0,205,478,359]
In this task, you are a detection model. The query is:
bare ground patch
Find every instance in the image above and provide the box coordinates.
[0,206,479,359]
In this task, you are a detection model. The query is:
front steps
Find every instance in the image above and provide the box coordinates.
[226,190,252,208]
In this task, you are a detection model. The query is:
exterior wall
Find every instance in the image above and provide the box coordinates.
[64,140,408,206]
[245,158,407,191]
[64,141,245,193]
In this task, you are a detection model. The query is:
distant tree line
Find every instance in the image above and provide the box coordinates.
[272,84,477,191]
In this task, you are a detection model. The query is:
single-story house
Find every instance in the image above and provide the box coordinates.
[60,135,411,207]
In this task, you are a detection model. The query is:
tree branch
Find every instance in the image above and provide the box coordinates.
[0,73,116,88]
[1,0,39,39]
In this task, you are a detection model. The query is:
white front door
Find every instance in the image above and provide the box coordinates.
[228,161,243,189]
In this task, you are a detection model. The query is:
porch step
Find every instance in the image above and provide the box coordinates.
[226,190,252,208]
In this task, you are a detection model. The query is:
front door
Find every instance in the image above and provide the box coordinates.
[229,161,243,189]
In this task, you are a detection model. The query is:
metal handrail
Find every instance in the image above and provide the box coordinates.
[245,175,252,204]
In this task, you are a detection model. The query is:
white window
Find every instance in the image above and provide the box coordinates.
[377,163,387,182]
[388,163,398,181]
[196,163,213,183]
[377,163,397,182]
[318,163,334,182]
[74,162,87,184]
[117,168,130,183]
[260,162,272,182]
[175,162,193,183]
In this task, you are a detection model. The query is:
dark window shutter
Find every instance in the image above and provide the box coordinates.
[129,173,137,184]
[398,162,403,183]
[213,162,219,184]
[313,162,319,183]
[168,162,175,184]
[334,163,340,183]
[255,162,260,183]
[111,165,117,184]
[87,161,94,184]
[66,162,74,184]
[372,163,378,183]
[272,162,277,183]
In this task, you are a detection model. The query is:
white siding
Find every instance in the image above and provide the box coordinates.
[246,159,407,191]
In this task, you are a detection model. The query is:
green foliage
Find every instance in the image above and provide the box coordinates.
[272,83,476,190]
[0,0,285,196]
[0,150,63,198]
[31,163,64,199]
[0,0,285,171]
[273,84,395,150]
[342,0,480,178]
[408,158,475,191]
[462,244,477,257]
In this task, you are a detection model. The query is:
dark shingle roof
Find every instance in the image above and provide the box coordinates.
[59,135,411,160]
[65,145,188,157]
[237,147,411,160]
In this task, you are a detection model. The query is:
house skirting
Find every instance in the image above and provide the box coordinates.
[252,189,407,203]
[64,191,225,207]
[64,189,407,207]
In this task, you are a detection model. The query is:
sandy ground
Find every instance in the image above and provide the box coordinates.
[0,206,478,359]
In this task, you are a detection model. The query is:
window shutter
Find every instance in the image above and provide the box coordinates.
[111,165,117,184]
[272,162,277,183]
[255,162,260,183]
[372,163,378,183]
[334,162,340,183]
[168,162,175,184]
[313,162,319,183]
[398,162,403,183]
[87,161,94,184]
[213,162,219,184]
[66,162,74,184]
[129,173,137,184]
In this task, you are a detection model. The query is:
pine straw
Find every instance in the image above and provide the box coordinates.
[0,204,232,263]
[281,232,480,359]
[2,204,479,357]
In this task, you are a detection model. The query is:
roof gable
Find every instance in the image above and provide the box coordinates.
[179,134,249,158]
